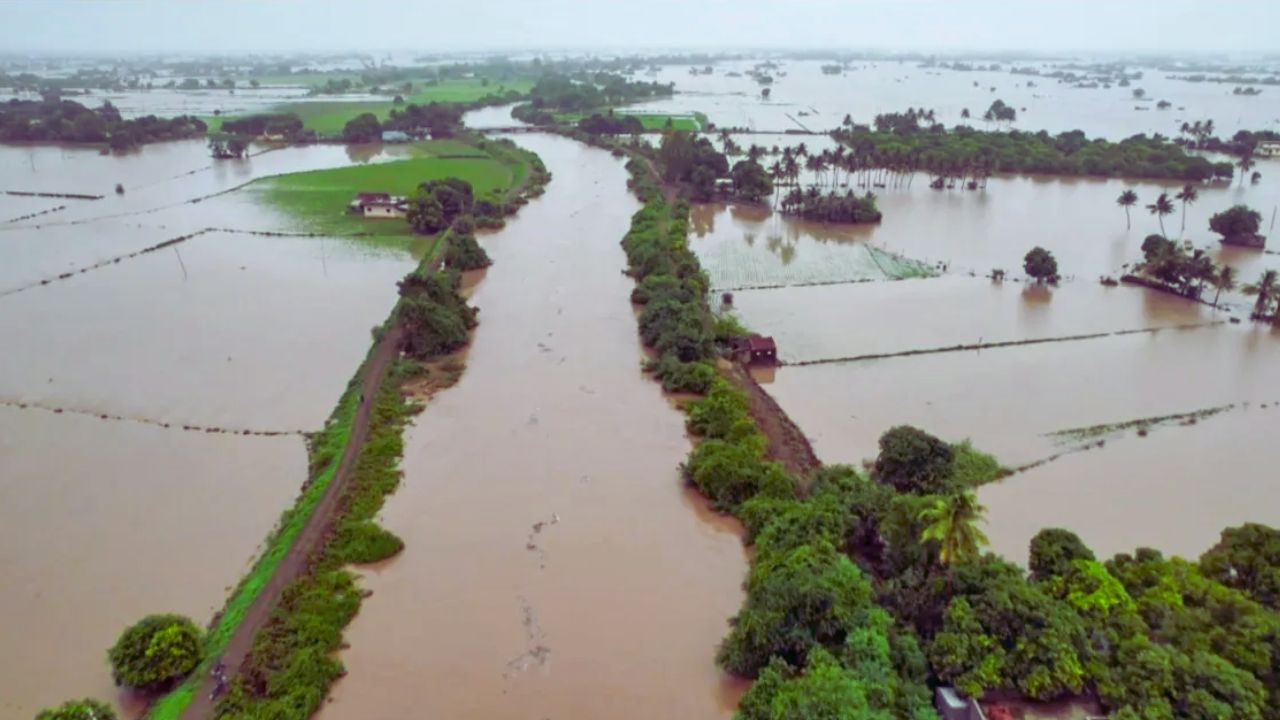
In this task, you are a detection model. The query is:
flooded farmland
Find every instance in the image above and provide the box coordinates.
[0,141,417,718]
[319,134,747,720]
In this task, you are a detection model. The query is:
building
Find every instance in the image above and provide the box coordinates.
[348,191,408,219]
[1257,140,1280,158]
[736,334,778,365]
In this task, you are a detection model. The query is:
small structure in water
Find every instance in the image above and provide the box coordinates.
[735,334,778,365]
[349,191,408,219]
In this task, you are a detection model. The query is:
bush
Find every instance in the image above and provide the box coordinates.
[35,699,118,720]
[1029,528,1096,581]
[685,436,792,510]
[649,354,716,393]
[685,378,752,439]
[443,228,491,271]
[873,426,955,494]
[718,541,876,675]
[1209,204,1262,239]
[108,614,203,692]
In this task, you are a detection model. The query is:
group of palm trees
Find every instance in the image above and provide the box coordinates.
[717,133,995,204]
[1116,186,1279,323]
[1115,185,1200,235]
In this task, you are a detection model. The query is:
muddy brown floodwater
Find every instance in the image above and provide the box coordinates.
[319,133,748,720]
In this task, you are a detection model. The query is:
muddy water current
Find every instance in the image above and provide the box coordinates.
[0,142,417,718]
[319,134,747,720]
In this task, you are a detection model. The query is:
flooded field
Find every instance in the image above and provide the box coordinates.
[0,142,417,717]
[630,59,1280,139]
[693,157,1280,294]
[321,134,747,720]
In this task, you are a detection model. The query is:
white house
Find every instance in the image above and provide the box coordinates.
[1257,140,1280,158]
[349,191,408,219]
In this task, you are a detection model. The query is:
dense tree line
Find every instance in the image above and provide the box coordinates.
[0,98,206,149]
[220,112,306,140]
[830,117,1232,183]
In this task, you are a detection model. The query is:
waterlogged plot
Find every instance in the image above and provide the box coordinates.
[689,202,929,290]
[981,406,1280,563]
[0,229,413,430]
[728,278,1209,363]
[0,406,303,720]
[765,322,1280,469]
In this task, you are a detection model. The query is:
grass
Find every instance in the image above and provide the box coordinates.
[251,138,525,237]
[210,78,535,136]
[1046,404,1235,445]
[556,110,704,131]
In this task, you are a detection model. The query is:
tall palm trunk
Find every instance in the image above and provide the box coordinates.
[1125,206,1131,230]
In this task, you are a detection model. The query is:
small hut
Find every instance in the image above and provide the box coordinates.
[735,334,777,365]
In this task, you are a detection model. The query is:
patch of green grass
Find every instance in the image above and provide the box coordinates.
[251,139,519,236]
[214,78,536,136]
[556,110,704,131]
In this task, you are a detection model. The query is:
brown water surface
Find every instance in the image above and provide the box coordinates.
[320,134,747,720]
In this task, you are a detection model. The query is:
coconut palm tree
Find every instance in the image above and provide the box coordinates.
[1243,269,1279,321]
[1117,189,1138,230]
[1175,184,1198,233]
[1213,265,1237,309]
[1238,148,1256,186]
[1147,192,1175,237]
[918,491,989,567]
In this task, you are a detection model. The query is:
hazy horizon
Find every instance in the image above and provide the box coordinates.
[3,0,1279,57]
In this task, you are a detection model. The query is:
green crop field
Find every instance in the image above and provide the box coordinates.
[211,78,536,136]
[251,139,524,236]
[556,110,704,131]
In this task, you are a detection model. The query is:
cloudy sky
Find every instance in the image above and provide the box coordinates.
[2,0,1278,56]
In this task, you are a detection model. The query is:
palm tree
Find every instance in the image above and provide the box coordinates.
[1147,192,1175,237]
[1243,269,1279,321]
[1175,184,1198,234]
[1213,265,1237,309]
[918,491,989,567]
[1238,148,1256,186]
[1117,189,1138,230]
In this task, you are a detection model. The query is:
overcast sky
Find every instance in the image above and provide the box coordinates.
[2,0,1278,56]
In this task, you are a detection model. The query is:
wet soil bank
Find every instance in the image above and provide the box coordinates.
[319,134,748,720]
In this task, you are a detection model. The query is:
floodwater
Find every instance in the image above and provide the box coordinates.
[320,134,747,720]
[461,102,527,129]
[629,59,1280,139]
[692,157,1280,299]
[0,141,416,717]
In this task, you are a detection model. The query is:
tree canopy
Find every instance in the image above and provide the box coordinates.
[34,699,118,720]
[107,614,203,692]
[1023,246,1059,282]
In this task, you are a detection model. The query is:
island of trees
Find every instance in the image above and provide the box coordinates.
[0,98,206,149]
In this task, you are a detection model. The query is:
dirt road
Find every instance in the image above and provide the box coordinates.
[178,323,405,720]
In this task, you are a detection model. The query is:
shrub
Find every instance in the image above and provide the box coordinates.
[443,229,491,271]
[685,378,752,439]
[718,541,876,675]
[649,355,716,393]
[108,614,203,692]
[873,426,955,494]
[949,440,1004,488]
[1209,204,1262,239]
[35,699,118,720]
[685,436,793,510]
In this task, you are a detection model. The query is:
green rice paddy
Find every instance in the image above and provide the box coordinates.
[556,110,706,131]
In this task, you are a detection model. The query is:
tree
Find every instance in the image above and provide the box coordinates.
[35,699,118,720]
[1146,192,1175,236]
[1200,523,1280,610]
[1238,148,1256,186]
[1213,265,1237,309]
[1132,88,1146,99]
[1209,205,1263,244]
[1242,269,1278,321]
[737,649,893,720]
[1023,246,1058,283]
[731,159,773,203]
[1029,528,1095,581]
[873,426,955,494]
[761,87,771,100]
[1175,183,1198,233]
[1116,189,1136,228]
[107,614,203,692]
[1116,189,1138,230]
[342,112,382,143]
[919,492,989,566]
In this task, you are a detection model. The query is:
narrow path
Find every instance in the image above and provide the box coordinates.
[178,323,405,720]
